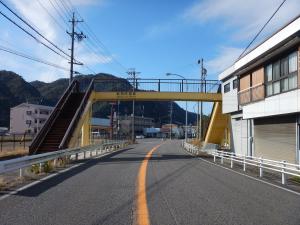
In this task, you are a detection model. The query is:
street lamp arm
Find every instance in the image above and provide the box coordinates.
[166,73,186,80]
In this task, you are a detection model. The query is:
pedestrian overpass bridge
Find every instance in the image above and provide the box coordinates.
[29,78,229,154]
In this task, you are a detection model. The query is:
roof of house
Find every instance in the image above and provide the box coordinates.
[219,14,300,81]
[11,103,54,110]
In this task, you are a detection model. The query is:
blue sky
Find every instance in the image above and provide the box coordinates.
[1,0,300,114]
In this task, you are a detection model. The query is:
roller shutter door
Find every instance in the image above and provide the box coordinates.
[254,115,296,163]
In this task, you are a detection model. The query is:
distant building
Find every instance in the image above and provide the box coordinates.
[143,127,162,138]
[119,115,155,137]
[161,124,184,138]
[10,103,54,135]
[91,117,111,138]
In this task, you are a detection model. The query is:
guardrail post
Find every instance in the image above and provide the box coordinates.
[213,152,216,162]
[84,151,86,159]
[76,153,78,160]
[19,168,23,177]
[281,160,286,185]
[221,152,224,164]
[259,157,263,178]
[39,163,42,173]
[243,156,246,171]
[53,159,57,167]
[230,155,233,168]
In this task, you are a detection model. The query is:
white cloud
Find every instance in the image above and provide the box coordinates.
[10,0,57,40]
[206,46,243,74]
[183,0,300,41]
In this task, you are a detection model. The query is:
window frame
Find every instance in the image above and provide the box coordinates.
[233,79,238,90]
[223,83,230,93]
[265,51,298,97]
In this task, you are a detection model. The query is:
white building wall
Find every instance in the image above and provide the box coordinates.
[222,76,239,114]
[10,104,53,134]
[243,89,300,119]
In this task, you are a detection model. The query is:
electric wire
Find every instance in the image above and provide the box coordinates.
[237,0,287,61]
[0,0,71,59]
[36,0,66,32]
[0,10,70,61]
[63,0,128,73]
[0,44,69,71]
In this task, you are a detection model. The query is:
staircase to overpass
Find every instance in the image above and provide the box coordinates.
[29,78,228,154]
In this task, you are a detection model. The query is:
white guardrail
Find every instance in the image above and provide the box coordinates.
[183,141,300,185]
[0,140,129,176]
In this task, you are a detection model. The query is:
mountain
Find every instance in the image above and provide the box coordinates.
[0,71,41,127]
[0,70,202,128]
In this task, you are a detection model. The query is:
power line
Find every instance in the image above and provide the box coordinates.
[237,0,287,61]
[0,10,70,61]
[0,44,69,71]
[0,0,71,59]
[54,0,127,75]
[48,0,69,27]
[36,0,66,32]
[63,0,128,73]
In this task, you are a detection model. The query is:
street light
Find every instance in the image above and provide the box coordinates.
[166,73,188,141]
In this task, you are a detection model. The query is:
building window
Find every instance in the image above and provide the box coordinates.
[34,119,37,124]
[26,120,31,125]
[265,51,298,97]
[224,83,230,93]
[233,79,238,89]
[40,110,49,115]
[26,111,32,115]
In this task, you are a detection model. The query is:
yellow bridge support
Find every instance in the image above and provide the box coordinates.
[204,102,230,146]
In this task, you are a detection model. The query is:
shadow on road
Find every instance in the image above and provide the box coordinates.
[97,154,195,165]
[13,148,195,198]
[14,148,133,197]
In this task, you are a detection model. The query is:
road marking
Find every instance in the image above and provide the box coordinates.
[182,147,300,197]
[135,143,162,225]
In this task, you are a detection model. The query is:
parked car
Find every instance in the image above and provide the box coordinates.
[136,135,145,139]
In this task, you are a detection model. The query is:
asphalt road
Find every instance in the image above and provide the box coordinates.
[0,139,300,225]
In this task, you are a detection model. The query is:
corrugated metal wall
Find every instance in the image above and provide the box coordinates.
[254,115,296,163]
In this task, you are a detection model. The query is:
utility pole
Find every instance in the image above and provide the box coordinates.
[67,12,85,84]
[127,68,140,143]
[198,59,207,141]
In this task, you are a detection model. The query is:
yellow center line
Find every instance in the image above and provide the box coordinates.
[134,143,163,225]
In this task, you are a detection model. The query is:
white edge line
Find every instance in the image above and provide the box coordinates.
[182,147,300,197]
[0,148,127,201]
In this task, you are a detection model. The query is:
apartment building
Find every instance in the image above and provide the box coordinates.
[10,103,54,135]
[220,15,300,164]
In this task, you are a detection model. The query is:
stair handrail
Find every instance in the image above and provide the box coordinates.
[59,78,95,149]
[29,80,79,154]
